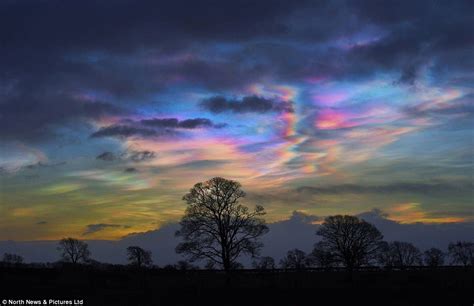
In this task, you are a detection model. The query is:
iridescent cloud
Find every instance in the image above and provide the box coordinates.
[0,0,472,240]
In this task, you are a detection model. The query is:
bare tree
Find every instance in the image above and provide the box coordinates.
[126,246,152,268]
[57,237,90,264]
[316,215,384,271]
[2,253,24,265]
[176,177,268,271]
[379,241,422,267]
[279,249,308,269]
[252,256,276,270]
[448,241,474,266]
[423,248,445,267]
[308,241,336,268]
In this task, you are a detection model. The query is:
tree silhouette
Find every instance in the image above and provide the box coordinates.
[448,241,474,266]
[175,260,199,270]
[57,237,90,264]
[279,249,307,269]
[126,246,152,268]
[316,215,384,271]
[2,253,24,265]
[423,248,445,267]
[308,241,336,268]
[380,241,422,267]
[252,256,276,270]
[176,177,268,271]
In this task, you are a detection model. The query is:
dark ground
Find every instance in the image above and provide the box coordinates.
[0,266,473,306]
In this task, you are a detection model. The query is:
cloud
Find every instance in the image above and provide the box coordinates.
[201,95,294,114]
[83,224,127,236]
[0,0,471,146]
[96,150,156,163]
[36,221,47,225]
[91,116,225,139]
[90,125,160,139]
[0,90,127,142]
[141,117,225,129]
[124,167,138,173]
[96,152,117,161]
[297,182,473,195]
[126,150,156,162]
[23,162,67,170]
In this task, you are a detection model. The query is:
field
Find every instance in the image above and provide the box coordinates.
[1,266,473,306]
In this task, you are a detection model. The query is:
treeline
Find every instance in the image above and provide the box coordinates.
[2,177,473,271]
[1,235,473,271]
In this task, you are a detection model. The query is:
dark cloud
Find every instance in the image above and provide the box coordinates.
[0,90,127,142]
[36,221,47,225]
[141,118,179,128]
[178,118,213,129]
[141,117,225,129]
[126,151,156,162]
[201,95,294,114]
[297,182,473,195]
[24,162,66,170]
[91,116,225,139]
[90,125,159,139]
[96,150,156,163]
[96,152,117,161]
[0,0,298,54]
[82,224,124,236]
[346,0,473,83]
[124,167,138,173]
[0,0,471,144]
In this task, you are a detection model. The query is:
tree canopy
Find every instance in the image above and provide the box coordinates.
[176,177,268,271]
[57,237,90,264]
[126,246,152,268]
[316,215,384,270]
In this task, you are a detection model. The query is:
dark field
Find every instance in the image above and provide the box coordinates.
[1,266,473,306]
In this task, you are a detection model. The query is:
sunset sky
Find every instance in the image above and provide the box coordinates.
[0,0,472,241]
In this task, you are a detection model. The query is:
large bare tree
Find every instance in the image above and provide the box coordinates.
[176,177,268,271]
[316,215,384,271]
[57,237,90,264]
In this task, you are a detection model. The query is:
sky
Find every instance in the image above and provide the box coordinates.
[0,0,473,241]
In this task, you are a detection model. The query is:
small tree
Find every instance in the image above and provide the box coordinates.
[57,237,90,264]
[316,215,384,271]
[252,256,276,270]
[176,177,269,271]
[2,253,24,265]
[126,246,152,268]
[279,249,307,270]
[381,241,422,267]
[423,248,445,267]
[448,241,474,266]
